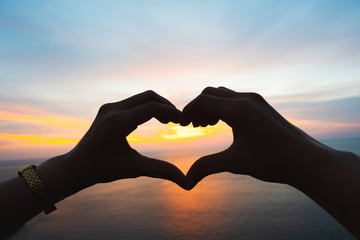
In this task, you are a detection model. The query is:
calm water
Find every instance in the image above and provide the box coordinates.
[3,138,360,240]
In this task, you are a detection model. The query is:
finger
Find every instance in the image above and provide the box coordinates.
[100,90,176,113]
[181,93,247,127]
[192,119,203,128]
[189,114,219,127]
[113,101,181,136]
[181,89,232,126]
[201,86,239,98]
[180,93,222,127]
[137,156,188,190]
[202,86,266,104]
[200,115,219,126]
[186,151,229,190]
[126,101,181,124]
[200,122,208,127]
[218,86,237,92]
[180,87,238,126]
[208,118,219,126]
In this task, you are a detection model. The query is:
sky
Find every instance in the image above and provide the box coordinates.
[0,0,360,160]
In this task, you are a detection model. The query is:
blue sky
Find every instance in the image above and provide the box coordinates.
[0,0,360,159]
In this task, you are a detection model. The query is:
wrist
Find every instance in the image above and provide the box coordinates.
[287,143,337,191]
[36,154,87,205]
[287,143,359,195]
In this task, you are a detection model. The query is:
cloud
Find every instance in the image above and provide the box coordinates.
[0,101,89,147]
[1,0,360,159]
[274,96,360,139]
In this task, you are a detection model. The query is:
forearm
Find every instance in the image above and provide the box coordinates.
[291,149,360,238]
[0,154,85,238]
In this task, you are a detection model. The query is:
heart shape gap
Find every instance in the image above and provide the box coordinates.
[127,119,232,174]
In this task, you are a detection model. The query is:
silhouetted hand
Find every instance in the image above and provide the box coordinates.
[64,90,187,189]
[181,87,332,189]
[0,90,190,238]
[3,88,359,239]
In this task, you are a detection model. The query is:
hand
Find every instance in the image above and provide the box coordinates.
[181,87,333,189]
[63,90,187,189]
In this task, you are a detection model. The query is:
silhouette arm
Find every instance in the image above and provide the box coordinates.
[182,86,360,238]
[0,155,83,238]
[0,90,186,238]
[295,150,360,238]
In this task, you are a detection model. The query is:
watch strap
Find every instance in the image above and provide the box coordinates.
[18,164,57,215]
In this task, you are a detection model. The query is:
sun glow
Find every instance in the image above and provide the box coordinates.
[127,122,231,143]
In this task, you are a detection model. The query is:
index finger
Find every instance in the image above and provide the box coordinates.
[137,156,188,190]
[180,93,245,127]
[101,90,176,113]
[108,101,182,137]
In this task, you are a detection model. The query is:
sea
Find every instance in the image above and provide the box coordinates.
[2,138,360,240]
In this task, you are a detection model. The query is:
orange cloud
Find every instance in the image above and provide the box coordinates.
[0,135,79,144]
[0,110,89,130]
[0,102,90,159]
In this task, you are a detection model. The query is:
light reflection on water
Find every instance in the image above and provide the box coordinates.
[5,148,357,240]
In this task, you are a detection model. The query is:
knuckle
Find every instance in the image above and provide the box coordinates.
[248,92,265,103]
[202,86,216,94]
[144,90,157,98]
[196,93,207,103]
[98,103,113,114]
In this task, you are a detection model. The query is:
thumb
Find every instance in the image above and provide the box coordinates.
[186,150,230,190]
[136,155,188,190]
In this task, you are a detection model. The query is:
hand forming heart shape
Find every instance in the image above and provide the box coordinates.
[3,86,358,240]
[64,87,325,192]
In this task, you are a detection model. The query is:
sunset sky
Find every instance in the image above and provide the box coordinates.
[1,0,360,160]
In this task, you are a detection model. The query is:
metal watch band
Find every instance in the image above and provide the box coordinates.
[18,164,57,215]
